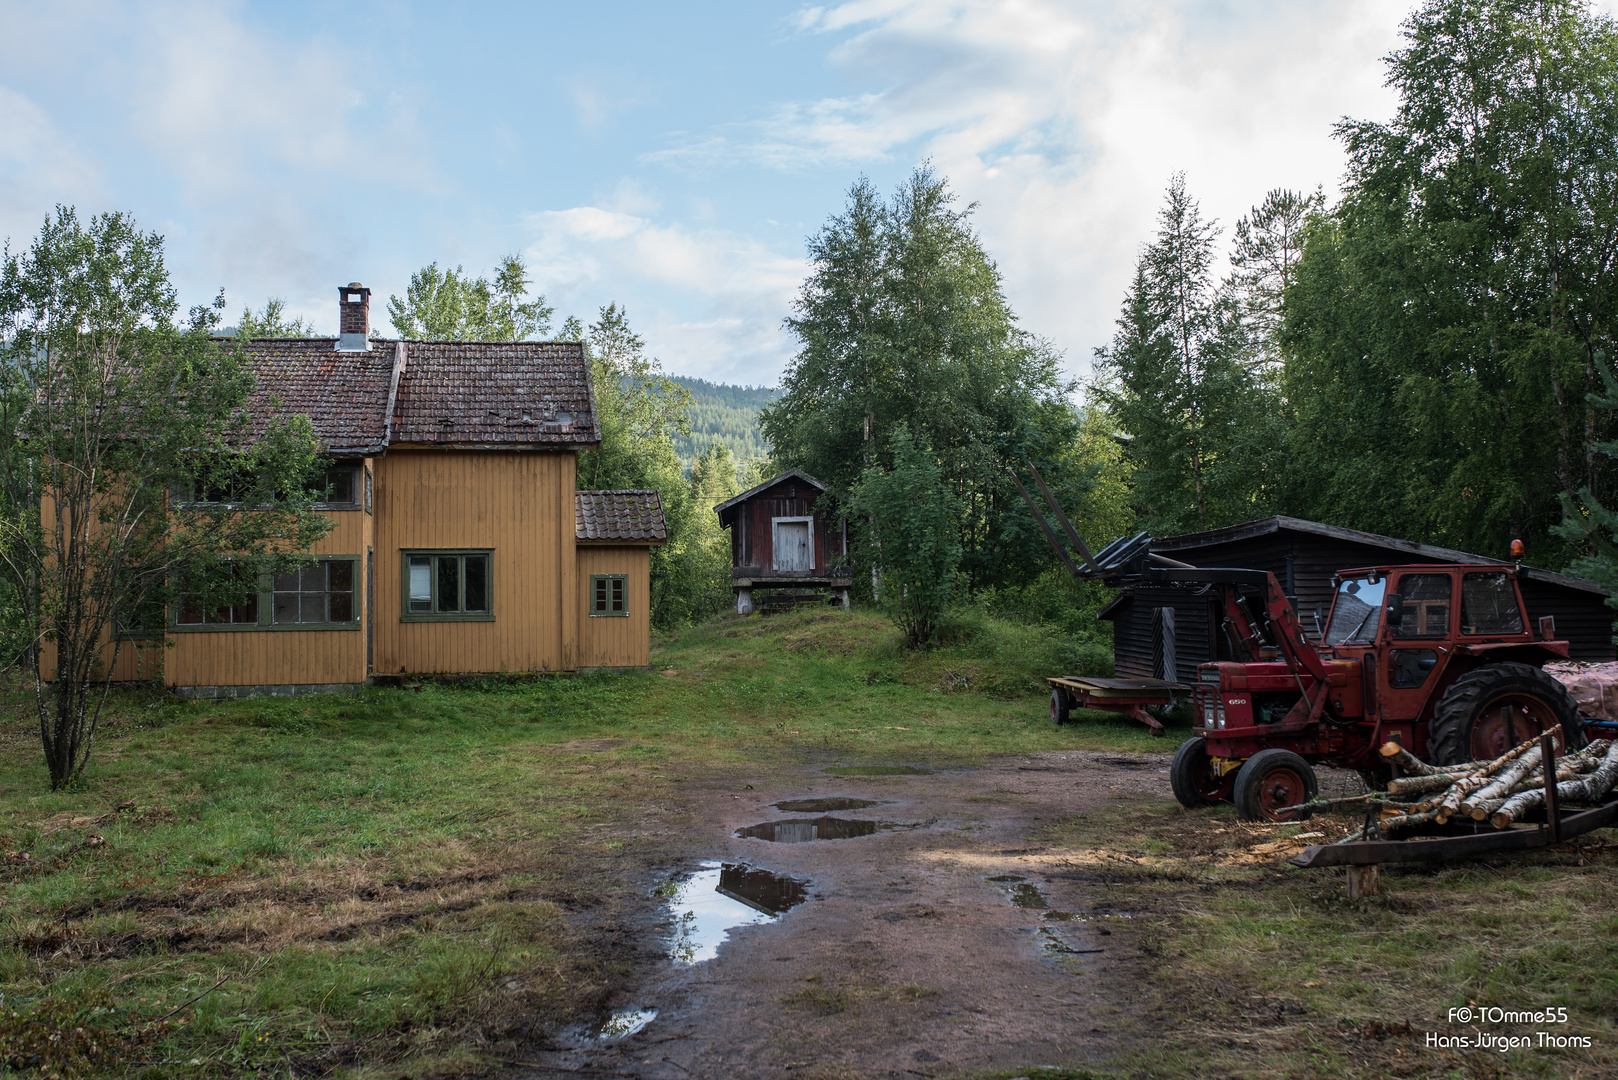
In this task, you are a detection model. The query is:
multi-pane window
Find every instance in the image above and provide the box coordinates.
[312,465,361,507]
[403,551,491,619]
[172,557,362,631]
[273,561,356,625]
[591,574,628,617]
[177,565,260,625]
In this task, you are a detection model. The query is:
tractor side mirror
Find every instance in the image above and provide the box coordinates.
[1384,593,1406,630]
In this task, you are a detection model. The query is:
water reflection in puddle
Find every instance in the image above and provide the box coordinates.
[773,797,879,812]
[666,862,808,964]
[736,817,882,842]
[987,874,1048,909]
[824,765,933,776]
[594,1009,656,1039]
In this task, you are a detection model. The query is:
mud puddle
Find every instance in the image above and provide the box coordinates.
[737,816,919,842]
[987,874,1049,910]
[772,797,879,812]
[824,765,933,776]
[665,862,809,964]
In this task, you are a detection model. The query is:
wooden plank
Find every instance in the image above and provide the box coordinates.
[1290,799,1618,867]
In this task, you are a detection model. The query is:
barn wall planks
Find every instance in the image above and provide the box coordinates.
[372,449,576,674]
[576,546,651,668]
[731,479,845,579]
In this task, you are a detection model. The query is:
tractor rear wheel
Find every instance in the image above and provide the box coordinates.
[1233,749,1318,822]
[1427,662,1583,768]
[1170,736,1234,807]
[1050,687,1071,726]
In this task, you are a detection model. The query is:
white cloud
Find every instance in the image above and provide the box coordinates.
[0,85,101,249]
[653,0,1409,382]
[522,199,807,382]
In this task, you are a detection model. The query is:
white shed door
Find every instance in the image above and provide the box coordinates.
[773,520,812,571]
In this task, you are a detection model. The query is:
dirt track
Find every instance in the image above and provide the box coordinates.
[511,750,1188,1079]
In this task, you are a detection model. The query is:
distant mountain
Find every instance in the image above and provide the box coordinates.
[670,376,777,470]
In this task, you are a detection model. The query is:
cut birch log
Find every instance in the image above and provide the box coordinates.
[1380,807,1443,830]
[1466,749,1592,810]
[1387,771,1479,798]
[1465,760,1603,819]
[1378,743,1446,776]
[1491,739,1618,829]
[1438,744,1547,822]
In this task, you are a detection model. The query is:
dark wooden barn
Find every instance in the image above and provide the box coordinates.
[714,469,852,613]
[1101,516,1615,681]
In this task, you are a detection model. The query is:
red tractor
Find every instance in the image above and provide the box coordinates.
[1007,468,1583,822]
[1169,557,1582,821]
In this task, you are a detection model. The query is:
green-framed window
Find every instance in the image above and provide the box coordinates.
[402,550,493,621]
[273,560,356,625]
[590,574,628,617]
[172,557,362,632]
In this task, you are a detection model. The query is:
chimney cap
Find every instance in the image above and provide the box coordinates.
[347,281,365,289]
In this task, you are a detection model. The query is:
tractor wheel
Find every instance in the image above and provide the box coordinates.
[1050,687,1071,726]
[1427,662,1584,768]
[1170,736,1234,808]
[1233,749,1318,822]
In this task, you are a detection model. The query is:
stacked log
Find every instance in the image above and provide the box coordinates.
[1358,727,1618,833]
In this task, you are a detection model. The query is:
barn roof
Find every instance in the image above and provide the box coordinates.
[713,468,829,528]
[1151,515,1608,596]
[575,490,668,544]
[232,337,596,454]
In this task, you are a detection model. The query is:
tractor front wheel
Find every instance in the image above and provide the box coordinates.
[1427,662,1584,767]
[1170,736,1235,808]
[1050,687,1071,726]
[1233,749,1318,822]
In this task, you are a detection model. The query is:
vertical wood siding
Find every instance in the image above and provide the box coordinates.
[576,546,651,668]
[165,505,373,686]
[372,450,576,674]
[732,480,844,579]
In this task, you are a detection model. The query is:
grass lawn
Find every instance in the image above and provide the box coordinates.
[0,608,1158,1079]
[7,605,1612,1079]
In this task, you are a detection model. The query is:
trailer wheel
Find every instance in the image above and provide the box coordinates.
[1233,749,1318,822]
[1170,736,1234,808]
[1427,662,1584,767]
[1050,687,1071,726]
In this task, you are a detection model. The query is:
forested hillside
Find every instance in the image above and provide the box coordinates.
[669,376,776,469]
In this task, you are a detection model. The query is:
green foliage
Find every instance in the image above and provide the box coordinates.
[849,426,963,647]
[1279,0,1618,561]
[1094,174,1291,533]
[1556,355,1618,621]
[667,375,776,473]
[762,165,1086,593]
[0,207,331,787]
[233,297,312,339]
[386,254,554,341]
[574,305,728,629]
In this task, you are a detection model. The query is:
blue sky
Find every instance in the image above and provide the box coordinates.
[3,1,1453,386]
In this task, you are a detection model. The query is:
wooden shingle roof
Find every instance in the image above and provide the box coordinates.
[235,337,596,452]
[575,490,668,544]
[389,341,596,446]
[239,339,395,454]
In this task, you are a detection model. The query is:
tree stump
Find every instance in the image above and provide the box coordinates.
[1346,864,1381,899]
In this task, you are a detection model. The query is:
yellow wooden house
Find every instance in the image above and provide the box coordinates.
[112,284,665,696]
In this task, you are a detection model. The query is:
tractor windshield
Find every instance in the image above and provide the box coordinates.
[1324,576,1386,645]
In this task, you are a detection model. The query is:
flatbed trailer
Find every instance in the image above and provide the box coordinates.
[1047,675,1188,736]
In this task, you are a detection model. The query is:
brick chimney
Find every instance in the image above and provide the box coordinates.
[336,282,371,352]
